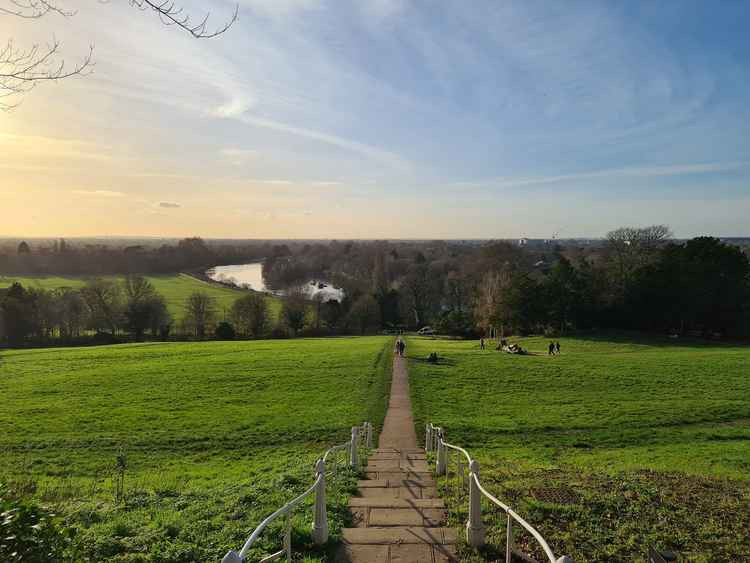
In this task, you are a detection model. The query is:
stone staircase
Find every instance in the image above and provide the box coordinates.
[336,353,457,562]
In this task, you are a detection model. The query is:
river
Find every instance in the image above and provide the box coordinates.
[206,262,344,301]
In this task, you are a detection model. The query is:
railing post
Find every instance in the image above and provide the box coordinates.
[284,513,292,561]
[436,430,446,476]
[312,458,328,545]
[350,426,359,470]
[466,460,486,548]
[366,422,373,449]
[505,512,513,563]
[425,424,433,452]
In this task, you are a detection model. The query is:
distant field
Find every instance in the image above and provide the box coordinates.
[0,273,281,321]
[408,335,750,562]
[0,337,392,562]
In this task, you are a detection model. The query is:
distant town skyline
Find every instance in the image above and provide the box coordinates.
[3,1,749,238]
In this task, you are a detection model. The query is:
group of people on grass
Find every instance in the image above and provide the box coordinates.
[477,337,561,356]
[394,338,406,356]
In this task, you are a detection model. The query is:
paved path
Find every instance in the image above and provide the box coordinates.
[337,352,457,562]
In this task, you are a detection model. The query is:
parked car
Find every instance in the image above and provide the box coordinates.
[417,326,436,336]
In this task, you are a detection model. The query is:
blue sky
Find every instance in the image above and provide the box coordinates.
[2,0,749,237]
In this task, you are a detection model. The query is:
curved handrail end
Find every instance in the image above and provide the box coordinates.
[222,549,242,563]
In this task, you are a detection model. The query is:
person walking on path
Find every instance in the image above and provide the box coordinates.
[399,339,406,357]
[548,342,555,355]
[555,341,561,354]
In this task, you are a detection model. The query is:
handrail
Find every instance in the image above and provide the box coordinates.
[441,440,472,466]
[472,473,557,562]
[223,421,372,562]
[238,474,322,558]
[322,441,351,462]
[426,422,572,563]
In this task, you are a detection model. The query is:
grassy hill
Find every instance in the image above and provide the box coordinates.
[0,337,392,562]
[0,273,282,321]
[407,335,750,562]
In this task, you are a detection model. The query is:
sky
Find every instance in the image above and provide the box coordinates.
[1,0,749,239]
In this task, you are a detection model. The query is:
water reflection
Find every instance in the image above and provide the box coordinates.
[206,262,344,301]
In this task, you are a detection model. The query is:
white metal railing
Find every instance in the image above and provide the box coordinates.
[425,423,573,563]
[222,422,373,563]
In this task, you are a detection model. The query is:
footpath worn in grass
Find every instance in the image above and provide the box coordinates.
[0,273,281,320]
[0,337,392,562]
[408,335,750,562]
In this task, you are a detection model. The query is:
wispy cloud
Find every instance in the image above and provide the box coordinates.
[72,190,125,198]
[457,161,750,191]
[229,114,411,171]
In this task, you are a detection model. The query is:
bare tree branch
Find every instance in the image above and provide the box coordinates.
[0,37,93,110]
[0,0,237,110]
[0,0,74,18]
[127,0,238,39]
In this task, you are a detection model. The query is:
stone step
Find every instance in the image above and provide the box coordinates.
[364,471,434,482]
[349,498,445,509]
[356,486,438,499]
[342,526,457,545]
[335,543,458,562]
[350,507,446,527]
[358,478,436,489]
[373,448,425,455]
[367,456,427,467]
[366,460,430,472]
[368,452,427,461]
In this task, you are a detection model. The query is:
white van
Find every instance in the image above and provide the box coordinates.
[417,326,436,336]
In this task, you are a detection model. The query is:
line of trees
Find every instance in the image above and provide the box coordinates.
[0,277,354,347]
[0,277,172,347]
[0,237,288,276]
[260,228,750,340]
[3,227,748,346]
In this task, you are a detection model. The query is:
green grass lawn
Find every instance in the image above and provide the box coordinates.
[0,337,392,562]
[0,273,281,321]
[407,335,750,562]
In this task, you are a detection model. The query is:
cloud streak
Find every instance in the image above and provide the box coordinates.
[458,161,750,191]
[72,190,125,198]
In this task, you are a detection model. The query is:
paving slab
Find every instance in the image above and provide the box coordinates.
[335,544,389,563]
[342,527,454,545]
[389,544,434,563]
[348,498,446,509]
[368,508,447,527]
[365,471,434,483]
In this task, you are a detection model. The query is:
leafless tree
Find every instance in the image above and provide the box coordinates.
[606,224,673,300]
[182,291,216,339]
[81,277,123,335]
[230,292,270,338]
[1,0,237,109]
[474,269,515,338]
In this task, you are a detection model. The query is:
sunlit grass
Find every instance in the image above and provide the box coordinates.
[408,335,750,562]
[0,337,393,561]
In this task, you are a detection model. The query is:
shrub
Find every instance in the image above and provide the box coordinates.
[0,484,74,562]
